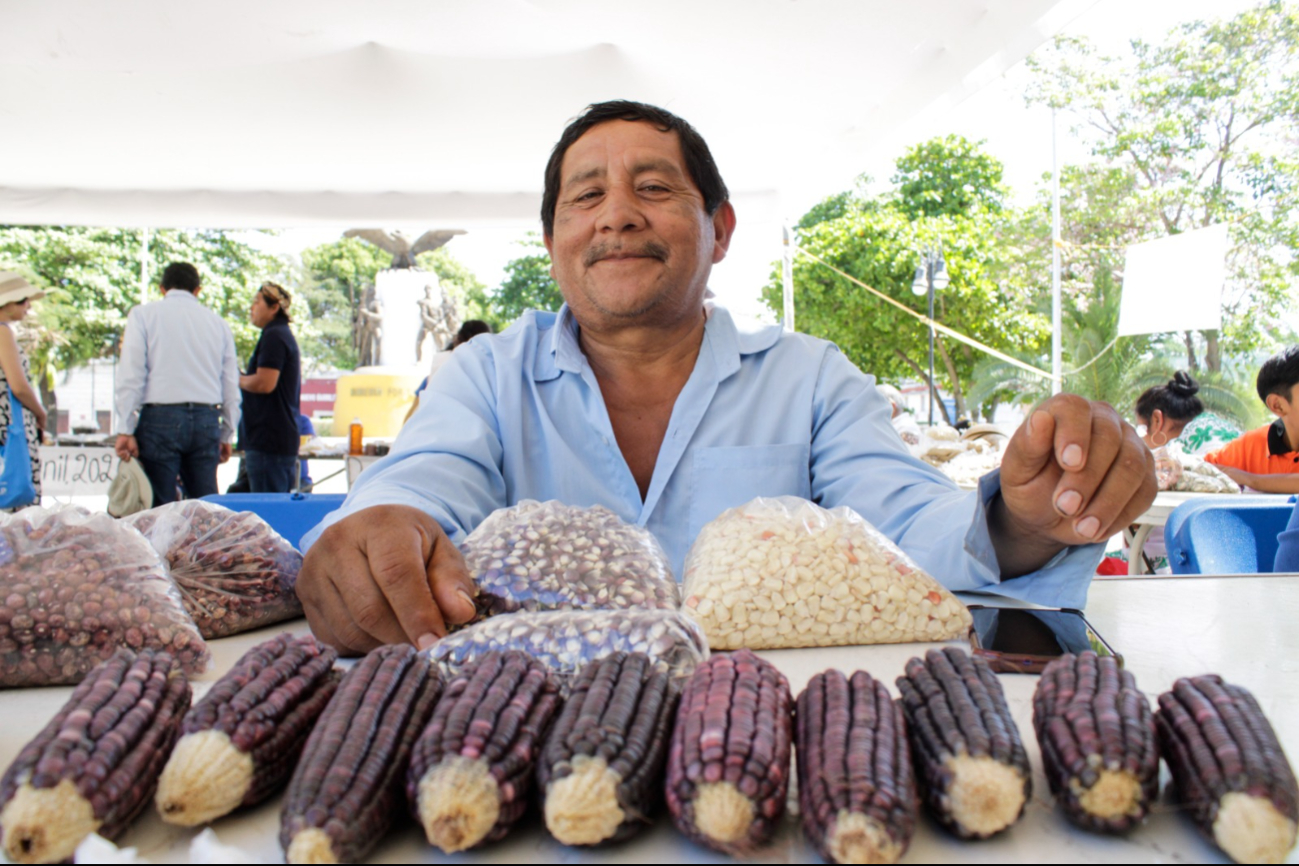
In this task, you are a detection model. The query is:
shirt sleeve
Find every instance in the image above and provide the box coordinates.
[1204,434,1249,470]
[114,308,147,435]
[221,327,241,444]
[300,343,508,550]
[808,347,1103,609]
[253,329,290,372]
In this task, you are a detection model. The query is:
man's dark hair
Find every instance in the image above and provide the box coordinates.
[160,262,201,293]
[540,100,729,236]
[1136,371,1204,424]
[453,319,492,348]
[1257,346,1299,403]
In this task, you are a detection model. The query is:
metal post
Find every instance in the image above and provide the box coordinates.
[139,227,151,306]
[1051,108,1062,395]
[927,268,936,426]
[781,225,796,332]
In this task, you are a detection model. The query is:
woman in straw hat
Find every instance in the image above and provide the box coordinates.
[0,272,48,507]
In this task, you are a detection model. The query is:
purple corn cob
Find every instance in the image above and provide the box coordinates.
[797,669,918,864]
[406,650,561,853]
[896,647,1030,840]
[538,652,679,846]
[1032,652,1158,833]
[665,649,792,854]
[0,649,190,864]
[1157,674,1298,864]
[156,633,339,826]
[279,644,441,865]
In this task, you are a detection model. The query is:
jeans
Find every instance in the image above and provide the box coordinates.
[134,405,222,506]
[245,449,300,493]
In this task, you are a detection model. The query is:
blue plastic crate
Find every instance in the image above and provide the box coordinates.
[199,492,345,551]
[1164,495,1295,575]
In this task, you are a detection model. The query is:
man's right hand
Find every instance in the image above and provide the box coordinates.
[115,434,139,462]
[296,504,478,655]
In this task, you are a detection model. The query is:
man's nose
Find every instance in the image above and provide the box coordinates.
[596,182,646,233]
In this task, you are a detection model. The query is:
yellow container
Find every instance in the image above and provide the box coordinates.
[331,371,423,439]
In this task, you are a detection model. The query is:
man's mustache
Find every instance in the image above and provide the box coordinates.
[584,242,669,267]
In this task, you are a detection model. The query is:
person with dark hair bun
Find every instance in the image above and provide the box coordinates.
[1206,345,1299,493]
[1134,371,1204,449]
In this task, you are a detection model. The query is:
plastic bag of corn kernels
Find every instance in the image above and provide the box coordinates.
[126,500,303,639]
[460,500,679,621]
[681,496,972,650]
[425,608,708,690]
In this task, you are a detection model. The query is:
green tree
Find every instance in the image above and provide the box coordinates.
[474,234,563,331]
[891,136,1007,219]
[1026,4,1299,370]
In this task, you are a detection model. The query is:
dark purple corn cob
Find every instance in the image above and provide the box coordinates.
[406,650,561,853]
[1157,674,1298,864]
[797,669,918,864]
[156,633,340,826]
[0,649,191,864]
[538,652,679,845]
[1032,652,1158,834]
[665,649,792,854]
[895,647,1031,839]
[280,644,442,865]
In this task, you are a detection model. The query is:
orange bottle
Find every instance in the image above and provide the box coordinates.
[349,418,363,455]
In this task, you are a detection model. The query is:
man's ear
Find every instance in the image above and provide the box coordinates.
[543,233,556,280]
[710,201,738,264]
[1267,394,1287,417]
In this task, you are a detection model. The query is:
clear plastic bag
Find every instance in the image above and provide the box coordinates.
[126,501,303,639]
[0,506,209,687]
[681,496,972,650]
[1152,445,1184,491]
[460,500,679,620]
[425,609,708,688]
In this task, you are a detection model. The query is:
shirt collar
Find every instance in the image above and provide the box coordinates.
[542,296,784,382]
[163,289,199,303]
[1268,417,1293,456]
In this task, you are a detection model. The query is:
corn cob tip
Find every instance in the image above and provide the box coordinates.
[0,779,99,864]
[155,731,254,826]
[416,756,501,853]
[945,755,1027,838]
[693,782,756,846]
[827,812,906,865]
[1212,792,1297,865]
[286,828,338,865]
[544,755,626,846]
[1076,770,1143,822]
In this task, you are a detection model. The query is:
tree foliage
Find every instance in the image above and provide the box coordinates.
[1026,3,1299,368]
[469,234,563,332]
[891,136,1007,219]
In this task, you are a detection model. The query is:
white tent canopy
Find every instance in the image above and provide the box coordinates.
[0,0,1093,313]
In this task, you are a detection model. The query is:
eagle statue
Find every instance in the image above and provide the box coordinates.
[342,228,466,269]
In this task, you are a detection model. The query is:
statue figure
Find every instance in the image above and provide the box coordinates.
[354,286,384,367]
[342,228,465,269]
[415,282,460,362]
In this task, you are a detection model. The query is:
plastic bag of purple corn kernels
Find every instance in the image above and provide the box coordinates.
[0,506,209,687]
[126,500,303,640]
[458,500,679,624]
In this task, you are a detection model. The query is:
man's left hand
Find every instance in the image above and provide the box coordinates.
[991,394,1157,577]
[218,442,232,464]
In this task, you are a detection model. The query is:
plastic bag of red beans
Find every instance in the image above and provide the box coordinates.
[126,500,303,639]
[0,506,209,687]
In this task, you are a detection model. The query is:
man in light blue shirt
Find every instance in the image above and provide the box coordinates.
[298,101,1157,655]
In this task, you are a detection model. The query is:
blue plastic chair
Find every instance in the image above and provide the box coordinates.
[1164,495,1296,574]
[200,492,346,551]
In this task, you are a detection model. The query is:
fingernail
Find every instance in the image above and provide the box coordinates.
[416,633,436,652]
[456,588,477,614]
[1061,444,1083,468]
[1056,490,1082,516]
[1076,516,1101,539]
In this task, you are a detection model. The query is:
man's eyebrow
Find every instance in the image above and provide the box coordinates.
[630,158,685,178]
[563,167,605,188]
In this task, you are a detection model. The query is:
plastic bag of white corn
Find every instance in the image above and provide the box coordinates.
[424,609,708,690]
[459,500,679,622]
[681,497,972,650]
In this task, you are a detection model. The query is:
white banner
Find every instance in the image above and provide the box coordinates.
[38,446,121,496]
[1117,225,1228,337]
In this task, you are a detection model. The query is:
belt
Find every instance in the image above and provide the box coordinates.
[143,402,221,409]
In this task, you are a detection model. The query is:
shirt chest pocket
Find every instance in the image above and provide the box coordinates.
[688,444,811,543]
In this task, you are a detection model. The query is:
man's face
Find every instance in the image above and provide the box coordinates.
[249,292,276,329]
[1268,387,1299,430]
[544,120,735,330]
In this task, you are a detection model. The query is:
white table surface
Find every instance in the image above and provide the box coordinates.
[1,576,1295,864]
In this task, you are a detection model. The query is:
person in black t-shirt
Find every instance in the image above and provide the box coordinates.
[239,282,302,493]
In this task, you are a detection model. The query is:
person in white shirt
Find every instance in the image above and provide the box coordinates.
[113,262,241,505]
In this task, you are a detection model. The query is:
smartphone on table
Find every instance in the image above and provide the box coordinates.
[967,605,1121,674]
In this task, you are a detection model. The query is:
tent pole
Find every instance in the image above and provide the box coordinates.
[1051,109,1062,395]
[782,225,795,332]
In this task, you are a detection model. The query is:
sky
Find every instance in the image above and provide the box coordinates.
[245,0,1266,326]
